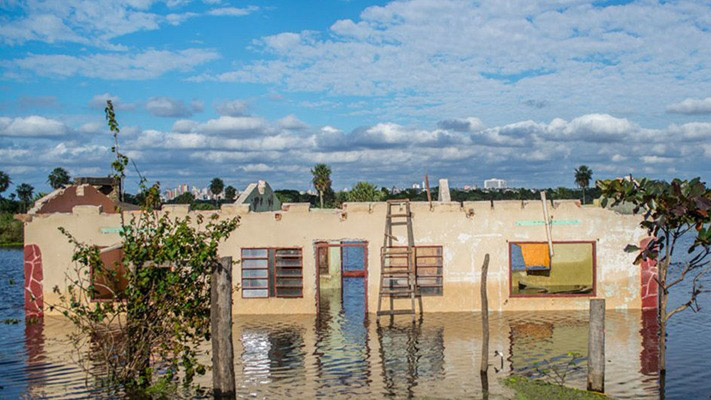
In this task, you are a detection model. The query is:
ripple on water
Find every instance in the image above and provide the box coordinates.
[2,248,710,399]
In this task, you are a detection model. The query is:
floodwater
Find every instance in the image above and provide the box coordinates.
[1,248,710,399]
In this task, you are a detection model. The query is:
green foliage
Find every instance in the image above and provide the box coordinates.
[191,201,218,211]
[209,178,224,198]
[533,352,584,386]
[275,189,318,206]
[0,213,23,245]
[347,182,384,202]
[224,185,236,202]
[15,183,34,212]
[502,376,612,400]
[170,192,195,204]
[53,100,240,394]
[575,165,593,204]
[0,170,10,195]
[599,177,710,329]
[48,167,71,190]
[311,163,332,208]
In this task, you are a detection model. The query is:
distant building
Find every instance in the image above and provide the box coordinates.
[484,178,507,190]
[236,180,281,212]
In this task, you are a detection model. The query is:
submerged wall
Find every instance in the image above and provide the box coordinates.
[24,200,647,316]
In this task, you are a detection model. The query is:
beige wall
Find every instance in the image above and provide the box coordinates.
[25,200,646,315]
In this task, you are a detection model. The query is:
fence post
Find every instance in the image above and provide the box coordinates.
[587,298,605,393]
[480,254,490,373]
[211,257,235,399]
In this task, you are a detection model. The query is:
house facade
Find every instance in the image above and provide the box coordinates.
[23,196,655,317]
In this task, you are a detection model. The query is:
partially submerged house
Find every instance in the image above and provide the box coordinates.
[22,182,656,318]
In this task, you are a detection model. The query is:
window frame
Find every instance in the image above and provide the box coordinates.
[508,240,597,298]
[241,247,304,299]
[381,244,444,297]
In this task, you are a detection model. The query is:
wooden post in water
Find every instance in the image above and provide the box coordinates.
[587,298,605,393]
[480,254,490,373]
[211,257,235,399]
[480,254,490,399]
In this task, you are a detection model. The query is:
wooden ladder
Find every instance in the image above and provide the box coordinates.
[377,199,422,321]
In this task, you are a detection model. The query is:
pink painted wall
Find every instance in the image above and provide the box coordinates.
[24,244,43,318]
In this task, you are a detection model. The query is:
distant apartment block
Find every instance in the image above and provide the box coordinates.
[484,178,507,190]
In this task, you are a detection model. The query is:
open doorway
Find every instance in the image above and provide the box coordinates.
[315,241,368,321]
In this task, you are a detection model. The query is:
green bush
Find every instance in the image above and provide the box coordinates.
[0,213,22,246]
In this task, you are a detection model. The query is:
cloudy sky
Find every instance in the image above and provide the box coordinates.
[1,0,710,194]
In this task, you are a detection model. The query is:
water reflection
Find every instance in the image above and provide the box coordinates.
[2,240,710,400]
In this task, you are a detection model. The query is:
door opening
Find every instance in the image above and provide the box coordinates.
[315,241,368,321]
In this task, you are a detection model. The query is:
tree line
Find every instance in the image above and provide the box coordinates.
[303,163,598,208]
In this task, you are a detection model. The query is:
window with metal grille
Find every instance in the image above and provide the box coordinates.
[415,246,443,296]
[241,248,303,298]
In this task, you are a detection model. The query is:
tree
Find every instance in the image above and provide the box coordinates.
[172,192,195,204]
[347,182,384,202]
[48,167,71,190]
[0,170,10,197]
[574,165,593,204]
[599,177,711,374]
[53,100,239,395]
[16,183,34,212]
[311,163,332,208]
[209,178,224,205]
[224,185,237,202]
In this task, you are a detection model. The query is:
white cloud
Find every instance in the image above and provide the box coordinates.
[0,115,67,137]
[88,93,136,110]
[207,7,258,17]
[278,115,308,130]
[9,49,220,80]
[666,97,711,115]
[191,0,711,125]
[216,99,249,116]
[0,1,257,49]
[146,96,202,118]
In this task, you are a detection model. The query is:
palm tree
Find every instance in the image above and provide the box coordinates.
[47,167,71,190]
[0,170,11,197]
[16,183,34,213]
[311,164,332,208]
[574,165,593,205]
[209,178,225,206]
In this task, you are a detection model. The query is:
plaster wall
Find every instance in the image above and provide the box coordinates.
[25,200,646,316]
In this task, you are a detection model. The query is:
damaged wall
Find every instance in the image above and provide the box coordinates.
[24,200,647,316]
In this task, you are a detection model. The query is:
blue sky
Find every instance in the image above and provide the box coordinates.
[1,0,710,194]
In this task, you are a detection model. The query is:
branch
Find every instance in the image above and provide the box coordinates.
[664,267,710,322]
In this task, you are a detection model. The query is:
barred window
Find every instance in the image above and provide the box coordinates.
[241,248,303,298]
[415,246,443,296]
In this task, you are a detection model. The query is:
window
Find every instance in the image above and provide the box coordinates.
[91,246,128,301]
[241,248,303,298]
[381,245,444,296]
[510,241,595,296]
[416,246,443,296]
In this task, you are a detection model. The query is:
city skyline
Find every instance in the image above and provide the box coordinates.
[1,0,710,194]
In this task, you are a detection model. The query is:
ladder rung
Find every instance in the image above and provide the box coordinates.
[389,213,410,218]
[391,221,410,226]
[377,309,415,316]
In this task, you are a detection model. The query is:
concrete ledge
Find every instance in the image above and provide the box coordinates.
[342,202,375,213]
[221,204,250,214]
[161,204,189,214]
[281,203,311,213]
[72,205,102,215]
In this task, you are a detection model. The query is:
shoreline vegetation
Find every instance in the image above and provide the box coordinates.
[0,213,22,247]
[502,376,613,400]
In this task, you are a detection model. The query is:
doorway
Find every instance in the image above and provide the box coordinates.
[315,241,368,321]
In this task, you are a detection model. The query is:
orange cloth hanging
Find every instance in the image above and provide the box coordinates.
[520,243,551,269]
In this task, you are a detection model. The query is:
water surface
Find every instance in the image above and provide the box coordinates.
[1,248,710,399]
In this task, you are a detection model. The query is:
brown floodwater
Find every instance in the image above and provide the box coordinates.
[2,249,710,399]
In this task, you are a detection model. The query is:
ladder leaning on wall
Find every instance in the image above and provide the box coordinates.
[376,199,423,321]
